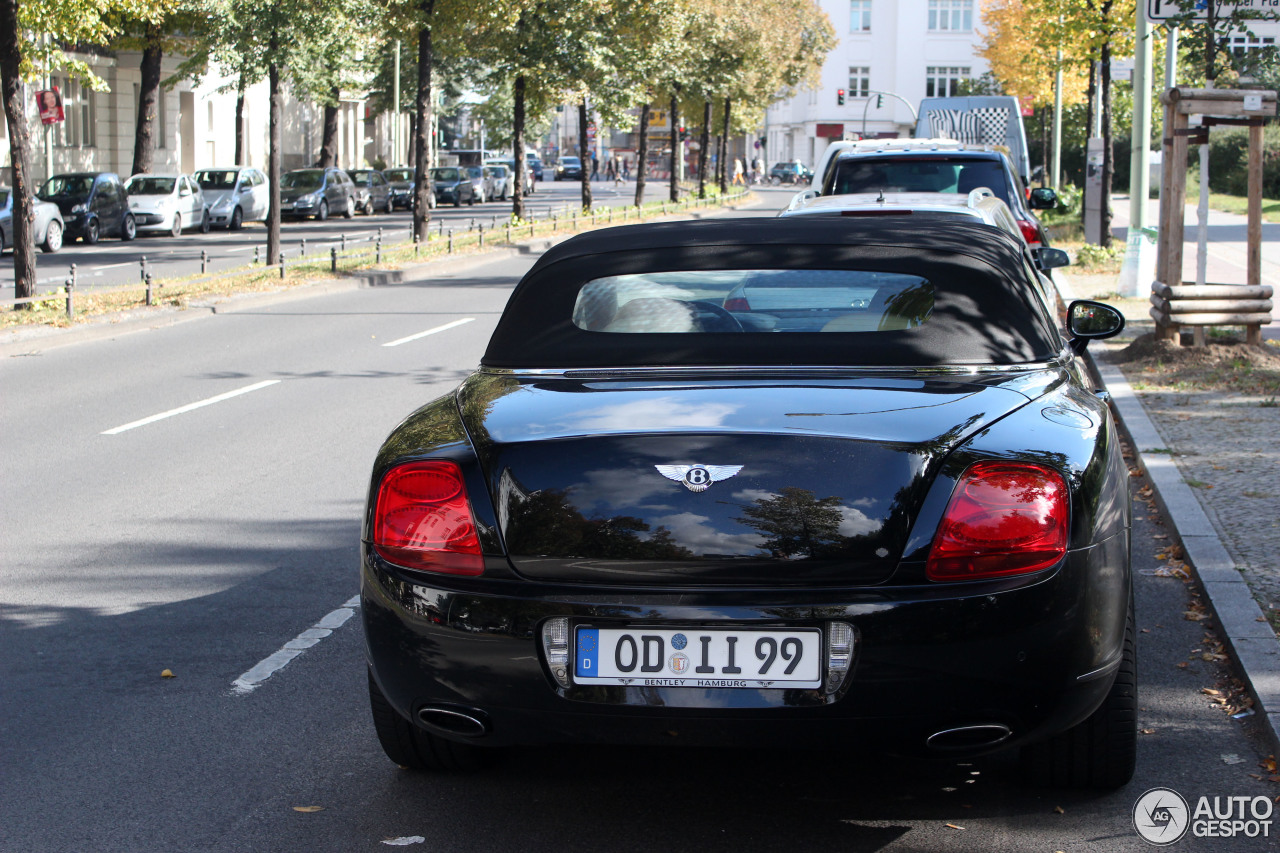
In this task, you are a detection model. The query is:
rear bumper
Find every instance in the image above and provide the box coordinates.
[362,531,1129,756]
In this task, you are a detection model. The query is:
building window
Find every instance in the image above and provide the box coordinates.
[928,0,973,32]
[850,0,871,32]
[848,67,870,99]
[1230,34,1276,74]
[51,77,95,148]
[926,66,971,98]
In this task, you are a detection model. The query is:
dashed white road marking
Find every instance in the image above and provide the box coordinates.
[382,317,474,348]
[232,596,361,695]
[101,379,281,435]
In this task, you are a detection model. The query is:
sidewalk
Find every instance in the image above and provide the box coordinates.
[1060,197,1280,748]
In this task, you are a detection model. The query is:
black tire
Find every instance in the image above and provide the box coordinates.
[170,213,182,237]
[200,209,211,233]
[83,218,100,244]
[316,200,329,221]
[343,196,355,219]
[121,214,136,241]
[367,670,494,772]
[42,220,62,253]
[230,206,244,230]
[1020,606,1137,789]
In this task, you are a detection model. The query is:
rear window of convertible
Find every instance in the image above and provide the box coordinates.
[572,270,934,334]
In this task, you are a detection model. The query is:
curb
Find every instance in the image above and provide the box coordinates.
[1095,356,1280,752]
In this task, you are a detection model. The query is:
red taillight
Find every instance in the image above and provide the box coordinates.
[1017,218,1041,246]
[724,296,751,312]
[926,462,1068,582]
[372,461,484,576]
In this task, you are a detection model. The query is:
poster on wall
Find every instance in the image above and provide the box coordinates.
[37,88,65,124]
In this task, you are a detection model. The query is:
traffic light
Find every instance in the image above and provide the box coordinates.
[679,126,688,141]
[876,94,884,109]
[837,88,845,106]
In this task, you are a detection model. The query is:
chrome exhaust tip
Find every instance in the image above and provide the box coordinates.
[417,706,490,738]
[926,724,1012,751]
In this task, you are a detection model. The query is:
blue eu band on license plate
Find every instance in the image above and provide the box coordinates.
[573,627,822,689]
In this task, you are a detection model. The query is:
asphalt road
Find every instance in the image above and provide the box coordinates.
[1,188,1276,852]
[1,179,688,298]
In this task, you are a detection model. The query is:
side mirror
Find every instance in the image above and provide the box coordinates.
[1067,300,1125,354]
[1032,247,1070,271]
[1028,187,1058,210]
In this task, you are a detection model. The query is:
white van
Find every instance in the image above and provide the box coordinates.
[914,96,1031,184]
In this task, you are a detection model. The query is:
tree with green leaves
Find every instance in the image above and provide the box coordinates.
[2,0,166,302]
[1159,0,1280,86]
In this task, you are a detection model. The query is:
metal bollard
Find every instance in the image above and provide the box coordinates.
[491,215,497,229]
[300,238,306,257]
[145,273,154,305]
[506,223,511,243]
[414,232,420,259]
[279,256,285,279]
[331,246,338,272]
[254,246,260,265]
[70,263,77,289]
[448,230,453,253]
[478,224,484,247]
[376,237,382,264]
[65,278,74,318]
[140,256,148,282]
[201,250,208,274]
[438,219,444,236]
[378,227,383,243]
[341,233,346,251]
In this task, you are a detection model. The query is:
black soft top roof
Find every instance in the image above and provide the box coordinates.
[482,216,1060,369]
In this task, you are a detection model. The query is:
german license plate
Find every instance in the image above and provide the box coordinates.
[573,627,822,689]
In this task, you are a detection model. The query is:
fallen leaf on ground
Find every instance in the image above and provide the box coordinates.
[1222,754,1246,765]
[1054,806,1065,814]
[160,669,175,678]
[1203,688,1222,696]
[1141,728,1157,735]
[1262,756,1278,772]
[1176,662,1190,669]
[293,806,324,813]
[944,824,965,830]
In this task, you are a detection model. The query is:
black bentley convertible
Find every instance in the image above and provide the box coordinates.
[362,217,1134,788]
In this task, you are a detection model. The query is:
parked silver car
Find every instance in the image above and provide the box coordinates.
[195,167,269,230]
[125,174,209,236]
[0,187,64,253]
[346,169,391,215]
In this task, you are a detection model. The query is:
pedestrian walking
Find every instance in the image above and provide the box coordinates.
[732,158,745,186]
[622,158,631,181]
[606,156,617,183]
[590,152,599,181]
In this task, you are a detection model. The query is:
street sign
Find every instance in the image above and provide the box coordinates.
[1147,0,1274,22]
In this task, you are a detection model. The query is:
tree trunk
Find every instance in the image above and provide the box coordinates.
[267,58,282,266]
[697,100,711,199]
[1100,15,1113,249]
[668,92,679,202]
[131,28,163,176]
[1,0,36,302]
[634,102,650,208]
[412,0,435,242]
[714,134,723,187]
[234,72,246,165]
[318,85,339,167]
[406,113,416,167]
[719,97,732,194]
[512,74,525,219]
[578,98,592,210]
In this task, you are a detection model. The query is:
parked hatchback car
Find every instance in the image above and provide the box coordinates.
[36,172,136,244]
[465,167,495,203]
[0,187,64,254]
[361,217,1134,790]
[429,167,476,207]
[194,167,269,230]
[124,174,209,236]
[279,168,356,220]
[383,167,430,210]
[348,169,393,215]
[769,161,812,185]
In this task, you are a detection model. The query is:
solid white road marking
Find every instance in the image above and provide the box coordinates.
[93,261,137,271]
[232,595,361,694]
[101,379,281,435]
[382,317,474,348]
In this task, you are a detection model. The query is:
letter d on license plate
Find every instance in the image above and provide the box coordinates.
[574,627,821,689]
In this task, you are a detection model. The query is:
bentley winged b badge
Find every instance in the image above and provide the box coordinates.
[655,464,743,493]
